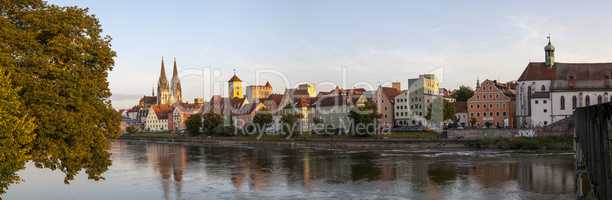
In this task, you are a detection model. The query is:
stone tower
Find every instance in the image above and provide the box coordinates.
[170,57,182,104]
[157,57,171,104]
[228,72,243,99]
[545,35,555,67]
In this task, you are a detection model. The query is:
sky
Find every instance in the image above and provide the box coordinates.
[49,0,612,109]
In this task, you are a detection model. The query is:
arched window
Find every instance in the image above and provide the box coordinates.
[560,96,565,110]
[572,96,577,109]
[586,95,591,106]
[541,85,546,91]
[598,95,603,104]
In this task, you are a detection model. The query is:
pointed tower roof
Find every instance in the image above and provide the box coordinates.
[158,57,169,88]
[228,74,242,82]
[264,81,272,88]
[544,35,555,51]
[172,57,179,79]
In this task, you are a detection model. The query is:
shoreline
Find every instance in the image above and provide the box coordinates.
[118,133,575,152]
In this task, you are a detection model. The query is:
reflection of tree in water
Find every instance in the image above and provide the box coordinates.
[516,158,575,194]
[427,164,458,185]
[146,143,187,200]
[350,152,382,181]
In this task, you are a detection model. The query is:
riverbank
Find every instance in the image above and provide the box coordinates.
[119,133,575,152]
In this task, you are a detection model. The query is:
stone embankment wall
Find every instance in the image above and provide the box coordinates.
[447,128,571,140]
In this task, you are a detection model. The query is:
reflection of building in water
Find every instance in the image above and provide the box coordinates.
[468,162,517,186]
[516,159,574,194]
[228,149,274,192]
[146,143,187,200]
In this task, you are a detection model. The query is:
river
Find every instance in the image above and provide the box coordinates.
[4,140,575,200]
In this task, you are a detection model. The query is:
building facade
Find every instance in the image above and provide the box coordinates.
[516,38,612,127]
[156,57,182,105]
[467,79,516,128]
[246,81,272,101]
[228,74,244,99]
[406,74,440,127]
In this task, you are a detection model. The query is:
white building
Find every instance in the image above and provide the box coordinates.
[516,37,612,128]
[144,105,173,131]
[394,90,411,126]
[395,74,441,127]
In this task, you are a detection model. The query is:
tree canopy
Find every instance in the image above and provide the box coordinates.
[452,86,474,102]
[0,0,119,193]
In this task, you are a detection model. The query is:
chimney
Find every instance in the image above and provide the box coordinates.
[392,82,401,91]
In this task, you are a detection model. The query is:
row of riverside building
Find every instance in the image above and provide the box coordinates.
[120,37,612,132]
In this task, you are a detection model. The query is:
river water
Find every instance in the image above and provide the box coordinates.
[4,140,575,200]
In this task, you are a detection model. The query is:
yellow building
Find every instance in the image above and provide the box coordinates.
[246,81,273,101]
[228,73,244,99]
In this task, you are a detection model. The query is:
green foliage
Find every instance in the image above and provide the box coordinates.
[348,101,380,135]
[464,136,573,151]
[452,86,474,102]
[443,100,456,121]
[0,0,119,192]
[185,114,202,136]
[280,112,303,135]
[253,111,273,133]
[0,69,37,195]
[125,126,139,134]
[202,112,222,135]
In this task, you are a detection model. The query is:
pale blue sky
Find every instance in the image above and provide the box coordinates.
[49,0,612,108]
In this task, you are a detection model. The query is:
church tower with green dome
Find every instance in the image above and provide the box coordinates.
[545,35,555,67]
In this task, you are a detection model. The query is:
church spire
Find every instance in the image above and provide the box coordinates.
[170,57,182,103]
[544,34,555,67]
[157,57,170,104]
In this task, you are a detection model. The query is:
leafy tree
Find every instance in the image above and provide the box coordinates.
[469,117,478,127]
[281,112,303,135]
[125,126,139,134]
[0,0,120,191]
[253,110,273,133]
[443,100,456,121]
[452,86,474,102]
[202,112,222,135]
[0,69,37,195]
[348,101,380,135]
[484,121,493,128]
[185,114,202,136]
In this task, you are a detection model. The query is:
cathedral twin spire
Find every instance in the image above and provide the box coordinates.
[157,57,182,104]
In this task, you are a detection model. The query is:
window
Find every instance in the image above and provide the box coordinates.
[586,95,591,106]
[503,112,507,116]
[598,95,603,104]
[572,96,577,109]
[560,96,565,110]
[496,112,499,116]
[541,85,546,91]
[543,100,547,104]
[535,100,539,104]
[544,109,547,113]
[483,112,487,117]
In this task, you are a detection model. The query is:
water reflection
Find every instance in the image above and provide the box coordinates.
[6,141,576,200]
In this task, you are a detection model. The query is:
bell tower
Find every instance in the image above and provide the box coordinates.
[544,35,555,67]
[228,70,243,99]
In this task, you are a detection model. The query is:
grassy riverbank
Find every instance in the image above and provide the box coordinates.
[463,136,574,151]
[120,132,574,152]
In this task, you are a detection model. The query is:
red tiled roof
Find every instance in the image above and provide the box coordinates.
[264,94,283,105]
[315,95,349,107]
[152,104,174,120]
[519,62,612,81]
[381,87,400,99]
[454,101,467,113]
